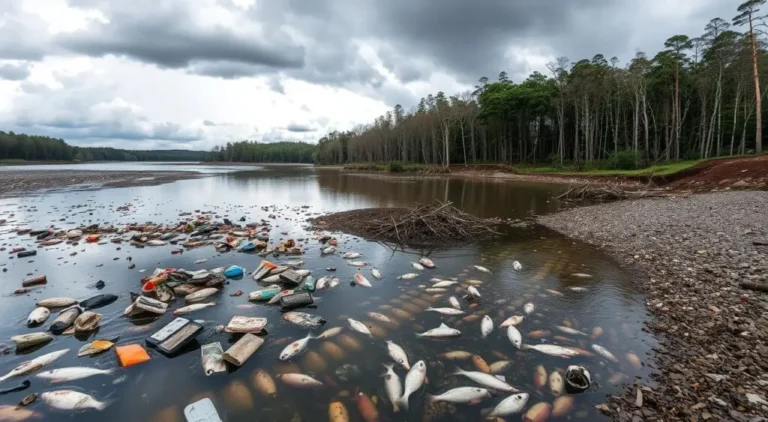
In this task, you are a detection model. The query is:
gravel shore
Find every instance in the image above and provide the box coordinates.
[538,192,768,421]
[0,170,205,198]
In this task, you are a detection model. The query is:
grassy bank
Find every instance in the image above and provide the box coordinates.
[513,159,704,176]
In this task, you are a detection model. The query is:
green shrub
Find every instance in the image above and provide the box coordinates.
[387,161,404,172]
[603,150,645,170]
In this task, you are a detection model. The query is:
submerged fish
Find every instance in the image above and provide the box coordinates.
[382,363,403,412]
[0,349,69,382]
[317,327,343,340]
[439,350,473,360]
[556,326,588,336]
[417,322,461,338]
[485,393,529,417]
[277,373,323,388]
[431,280,457,288]
[489,360,512,374]
[398,360,426,411]
[523,344,579,358]
[41,390,108,411]
[592,344,619,363]
[449,296,461,310]
[36,367,113,383]
[549,371,564,396]
[397,273,418,280]
[474,265,492,274]
[467,286,481,298]
[367,312,391,323]
[481,315,493,338]
[419,257,435,269]
[506,326,522,348]
[347,318,372,337]
[453,368,518,392]
[348,261,367,267]
[428,387,491,404]
[386,341,410,370]
[412,262,425,271]
[283,312,326,328]
[524,302,534,315]
[354,273,372,288]
[279,333,315,361]
[425,307,464,316]
[371,268,382,279]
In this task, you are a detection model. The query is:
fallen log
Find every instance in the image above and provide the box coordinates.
[739,282,768,293]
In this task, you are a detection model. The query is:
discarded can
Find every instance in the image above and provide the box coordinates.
[21,275,47,287]
[223,334,264,367]
[201,342,226,376]
[280,292,314,310]
[17,250,37,258]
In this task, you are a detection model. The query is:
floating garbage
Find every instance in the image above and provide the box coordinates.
[124,296,168,316]
[223,334,264,366]
[78,340,115,357]
[146,318,203,356]
[80,294,118,311]
[564,365,591,394]
[201,342,226,376]
[279,269,304,287]
[223,265,244,278]
[224,316,267,334]
[280,292,314,309]
[184,398,222,422]
[0,380,30,395]
[21,275,47,287]
[50,306,82,335]
[116,344,151,367]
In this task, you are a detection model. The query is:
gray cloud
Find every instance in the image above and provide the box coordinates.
[203,120,216,127]
[0,62,31,81]
[286,123,314,133]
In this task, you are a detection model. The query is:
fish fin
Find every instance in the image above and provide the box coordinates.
[452,367,465,376]
[398,395,409,411]
[426,307,434,311]
[439,323,449,329]
[94,399,112,411]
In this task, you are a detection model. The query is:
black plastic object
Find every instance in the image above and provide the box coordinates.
[17,250,37,258]
[80,294,118,310]
[0,380,30,395]
[279,270,303,286]
[146,317,203,356]
[280,292,314,309]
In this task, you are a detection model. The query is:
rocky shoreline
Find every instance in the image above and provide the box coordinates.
[537,192,768,421]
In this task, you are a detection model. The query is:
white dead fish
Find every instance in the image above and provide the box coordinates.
[37,367,113,383]
[397,273,418,280]
[173,302,216,315]
[194,259,208,264]
[571,273,593,279]
[522,344,580,358]
[398,360,426,410]
[474,265,492,274]
[453,368,518,392]
[27,307,51,326]
[467,286,481,298]
[412,262,425,271]
[419,257,435,269]
[11,332,53,349]
[367,312,391,323]
[500,315,524,328]
[569,286,588,292]
[41,390,108,411]
[342,252,360,259]
[348,261,367,267]
[279,333,315,361]
[449,296,461,309]
[285,260,304,267]
[277,373,323,388]
[322,246,336,255]
[591,344,619,363]
[383,363,402,412]
[347,318,372,337]
[146,240,166,246]
[386,340,410,370]
[371,268,382,279]
[425,307,464,316]
[556,326,588,336]
[513,260,522,271]
[66,229,82,239]
[0,349,69,382]
[485,393,529,417]
[425,288,446,293]
[489,360,512,374]
[185,287,219,303]
[354,273,372,288]
[431,280,457,288]
[417,322,461,338]
[506,326,522,348]
[37,297,78,308]
[428,387,491,404]
[317,327,343,340]
[481,315,493,338]
[316,276,330,290]
[329,277,340,288]
[549,371,564,396]
[524,302,534,315]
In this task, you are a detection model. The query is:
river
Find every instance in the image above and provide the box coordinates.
[0,163,654,421]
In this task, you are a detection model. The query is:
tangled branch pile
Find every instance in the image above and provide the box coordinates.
[557,184,666,202]
[310,202,499,245]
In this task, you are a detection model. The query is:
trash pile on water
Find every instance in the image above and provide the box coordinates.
[0,210,644,421]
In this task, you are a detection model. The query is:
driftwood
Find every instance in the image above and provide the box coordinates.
[310,202,499,245]
[739,282,768,293]
[557,184,667,202]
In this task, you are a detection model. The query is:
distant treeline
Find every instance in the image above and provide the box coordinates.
[204,140,315,163]
[0,131,207,162]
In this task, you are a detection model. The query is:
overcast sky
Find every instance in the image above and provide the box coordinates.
[0,0,736,150]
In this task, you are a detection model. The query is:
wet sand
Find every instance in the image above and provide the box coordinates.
[0,170,206,198]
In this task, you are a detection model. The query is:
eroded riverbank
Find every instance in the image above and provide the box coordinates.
[538,192,768,421]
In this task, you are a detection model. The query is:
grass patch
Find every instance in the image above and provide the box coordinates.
[514,159,705,176]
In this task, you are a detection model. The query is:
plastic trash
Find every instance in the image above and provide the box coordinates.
[146,317,203,356]
[224,316,267,334]
[116,344,151,367]
[184,398,222,422]
[279,270,304,287]
[17,250,37,258]
[280,292,314,309]
[223,265,244,278]
[21,275,47,287]
[201,342,226,376]
[223,334,264,367]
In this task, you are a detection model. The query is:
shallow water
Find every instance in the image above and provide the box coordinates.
[0,164,655,421]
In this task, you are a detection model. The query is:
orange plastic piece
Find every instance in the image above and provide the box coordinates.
[116,344,151,367]
[86,235,100,243]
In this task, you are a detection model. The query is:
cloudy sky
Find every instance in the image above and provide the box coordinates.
[0,0,735,151]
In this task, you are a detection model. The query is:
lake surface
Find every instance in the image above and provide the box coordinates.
[0,164,654,421]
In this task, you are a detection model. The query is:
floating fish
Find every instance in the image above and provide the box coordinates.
[523,402,551,422]
[571,273,593,279]
[279,333,315,361]
[36,367,113,383]
[523,344,579,358]
[417,322,461,338]
[322,246,336,255]
[552,395,574,417]
[397,273,418,280]
[173,302,215,315]
[367,312,391,323]
[481,315,493,338]
[424,288,446,293]
[354,273,372,288]
[252,369,277,397]
[472,355,490,373]
[50,306,81,335]
[431,280,457,288]
[317,327,343,340]
[485,393,529,417]
[412,262,425,271]
[329,277,340,288]
[549,371,564,396]
[398,360,426,411]
[500,315,524,328]
[185,288,219,303]
[428,387,491,404]
[386,340,409,370]
[316,276,330,290]
[342,252,360,259]
[592,344,619,363]
[283,312,326,328]
[440,350,473,360]
[11,333,52,349]
[425,307,464,316]
[78,340,114,357]
[513,260,522,271]
[556,326,588,336]
[146,240,166,246]
[41,390,108,411]
[467,286,481,298]
[27,307,50,326]
[453,368,518,392]
[533,365,547,389]
[473,265,492,274]
[0,349,69,382]
[524,302,534,315]
[449,296,461,309]
[348,261,366,267]
[347,318,372,337]
[506,326,522,348]
[489,360,511,374]
[419,257,435,269]
[382,363,402,412]
[37,297,78,308]
[569,286,588,292]
[277,373,323,388]
[371,268,382,279]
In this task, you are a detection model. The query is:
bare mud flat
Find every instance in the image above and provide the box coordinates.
[0,170,206,198]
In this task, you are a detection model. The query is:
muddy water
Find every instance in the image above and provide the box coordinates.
[0,164,654,421]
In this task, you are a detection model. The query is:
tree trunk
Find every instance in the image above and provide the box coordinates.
[749,16,763,154]
[731,84,742,156]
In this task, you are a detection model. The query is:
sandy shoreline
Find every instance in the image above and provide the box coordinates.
[537,192,768,421]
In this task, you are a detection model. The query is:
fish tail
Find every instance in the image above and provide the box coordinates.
[380,363,393,376]
[0,374,10,383]
[398,395,409,411]
[425,307,434,311]
[426,394,436,404]
[95,399,111,411]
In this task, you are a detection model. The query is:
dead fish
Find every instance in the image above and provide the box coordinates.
[428,387,491,404]
[453,368,517,392]
[431,280,457,288]
[473,265,492,274]
[523,303,534,315]
[41,390,108,411]
[449,296,461,309]
[419,257,435,269]
[354,273,372,288]
[185,288,219,303]
[277,373,323,388]
[317,327,343,340]
[481,315,493,338]
[546,289,564,296]
[523,344,579,358]
[342,252,360,259]
[489,360,511,374]
[533,365,547,389]
[417,322,461,338]
[348,261,367,267]
[329,401,349,422]
[11,333,53,349]
[50,306,81,334]
[173,302,216,315]
[424,287,446,293]
[556,326,588,336]
[36,367,113,383]
[412,262,425,271]
[27,307,50,326]
[316,276,330,290]
[513,260,522,271]
[549,370,564,396]
[528,330,550,339]
[485,392,529,417]
[37,297,78,308]
[280,333,315,361]
[592,344,619,363]
[283,312,326,328]
[500,315,524,328]
[329,277,340,288]
[467,286,481,298]
[251,369,277,397]
[425,307,464,316]
[552,395,574,417]
[371,268,382,279]
[367,312,391,323]
[397,273,418,280]
[571,273,593,279]
[569,286,588,292]
[465,279,483,285]
[398,360,426,411]
[337,334,362,352]
[0,405,41,421]
[386,340,410,370]
[472,355,490,373]
[146,240,166,246]
[73,311,101,333]
[77,340,114,357]
[347,318,372,337]
[382,363,402,412]
[0,349,69,382]
[355,392,378,422]
[439,350,473,360]
[322,246,336,255]
[626,352,642,370]
[523,402,551,422]
[506,326,522,348]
